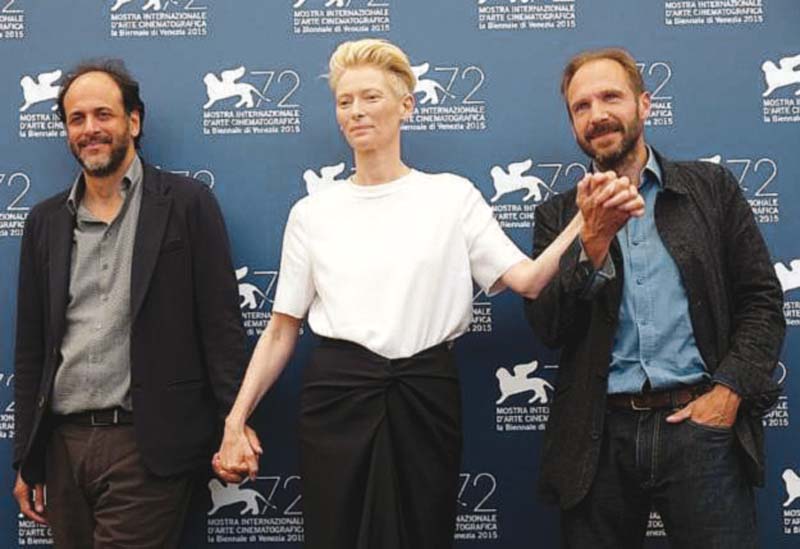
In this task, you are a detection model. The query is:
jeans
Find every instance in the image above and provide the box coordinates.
[561,408,758,549]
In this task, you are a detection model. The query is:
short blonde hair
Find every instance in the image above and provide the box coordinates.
[328,38,416,97]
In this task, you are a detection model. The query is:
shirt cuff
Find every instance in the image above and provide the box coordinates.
[711,373,743,397]
[577,238,616,299]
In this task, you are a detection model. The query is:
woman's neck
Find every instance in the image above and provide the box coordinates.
[352,145,410,185]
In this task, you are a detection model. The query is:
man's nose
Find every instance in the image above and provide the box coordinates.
[589,103,609,123]
[83,115,100,133]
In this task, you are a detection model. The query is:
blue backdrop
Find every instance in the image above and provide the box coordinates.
[1,1,798,547]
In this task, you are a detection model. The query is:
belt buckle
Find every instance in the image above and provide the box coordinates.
[629,395,651,411]
[90,409,118,426]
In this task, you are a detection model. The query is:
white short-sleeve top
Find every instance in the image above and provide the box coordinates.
[272,169,526,359]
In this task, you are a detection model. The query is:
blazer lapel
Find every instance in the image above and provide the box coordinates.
[48,204,75,343]
[130,166,171,322]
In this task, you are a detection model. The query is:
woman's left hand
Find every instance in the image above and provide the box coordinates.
[212,425,263,484]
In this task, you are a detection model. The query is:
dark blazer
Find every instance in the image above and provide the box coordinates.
[524,151,785,509]
[14,163,247,483]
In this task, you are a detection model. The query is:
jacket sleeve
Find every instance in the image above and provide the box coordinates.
[713,167,785,414]
[523,196,593,349]
[187,184,248,419]
[13,209,46,470]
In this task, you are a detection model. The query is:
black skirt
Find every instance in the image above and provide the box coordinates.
[299,337,462,549]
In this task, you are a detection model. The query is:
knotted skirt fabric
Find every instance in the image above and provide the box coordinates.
[299,338,462,549]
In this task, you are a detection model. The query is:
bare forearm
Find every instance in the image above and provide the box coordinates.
[503,212,583,299]
[225,313,300,431]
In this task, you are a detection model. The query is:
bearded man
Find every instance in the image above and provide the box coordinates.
[12,59,250,548]
[524,48,785,548]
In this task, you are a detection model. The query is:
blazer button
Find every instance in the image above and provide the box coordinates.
[38,395,46,408]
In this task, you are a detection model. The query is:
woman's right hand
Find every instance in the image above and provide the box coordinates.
[212,424,263,484]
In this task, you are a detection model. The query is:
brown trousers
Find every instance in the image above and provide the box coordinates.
[45,422,193,549]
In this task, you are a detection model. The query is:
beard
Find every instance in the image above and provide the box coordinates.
[577,113,642,171]
[70,130,131,178]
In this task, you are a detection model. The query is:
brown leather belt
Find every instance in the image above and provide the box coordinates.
[55,407,133,426]
[606,384,711,411]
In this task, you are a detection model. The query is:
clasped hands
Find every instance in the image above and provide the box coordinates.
[212,423,263,484]
[576,171,645,267]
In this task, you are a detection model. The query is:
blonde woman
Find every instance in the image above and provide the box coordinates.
[214,39,643,549]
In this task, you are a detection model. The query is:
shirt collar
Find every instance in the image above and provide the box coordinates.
[67,155,143,215]
[641,146,663,189]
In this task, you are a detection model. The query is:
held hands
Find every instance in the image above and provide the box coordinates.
[212,424,263,484]
[13,471,47,525]
[576,171,645,267]
[666,384,742,428]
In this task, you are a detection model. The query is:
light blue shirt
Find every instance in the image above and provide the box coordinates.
[607,151,709,394]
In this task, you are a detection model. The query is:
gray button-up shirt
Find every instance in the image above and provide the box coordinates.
[52,156,143,414]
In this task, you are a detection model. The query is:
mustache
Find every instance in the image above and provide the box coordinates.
[585,119,623,140]
[78,135,113,148]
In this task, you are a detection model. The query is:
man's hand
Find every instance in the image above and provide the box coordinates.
[576,172,644,267]
[13,471,47,525]
[666,384,742,428]
[212,424,263,484]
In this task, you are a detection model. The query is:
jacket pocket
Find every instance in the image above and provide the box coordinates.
[159,238,185,254]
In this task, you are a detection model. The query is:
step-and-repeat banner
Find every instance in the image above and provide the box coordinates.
[1,1,798,547]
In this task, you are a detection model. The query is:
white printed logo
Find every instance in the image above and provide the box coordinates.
[2,0,23,14]
[776,260,800,293]
[206,475,303,517]
[455,471,500,541]
[0,170,31,239]
[699,154,778,195]
[488,159,586,230]
[1,171,31,212]
[108,0,207,38]
[496,359,553,404]
[783,469,800,507]
[111,0,166,11]
[110,0,204,12]
[292,0,390,35]
[764,361,790,430]
[761,53,800,125]
[18,73,65,139]
[457,472,497,513]
[470,289,493,335]
[236,267,276,311]
[19,69,61,112]
[411,63,456,106]
[201,67,301,136]
[489,159,551,203]
[303,162,348,195]
[403,61,487,132]
[293,0,388,7]
[203,66,270,110]
[476,0,576,32]
[208,479,275,516]
[699,153,780,224]
[0,0,25,41]
[637,61,674,127]
[237,267,284,338]
[293,0,350,7]
[762,54,800,97]
[0,372,13,414]
[410,62,484,107]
